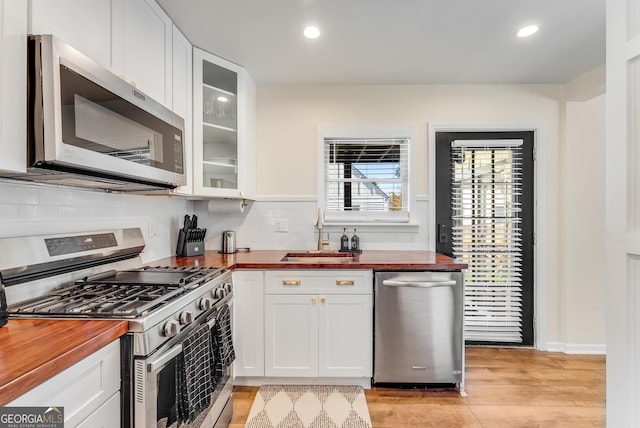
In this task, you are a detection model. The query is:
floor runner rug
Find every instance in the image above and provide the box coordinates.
[245,384,372,428]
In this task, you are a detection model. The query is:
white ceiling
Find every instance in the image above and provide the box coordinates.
[157,0,605,86]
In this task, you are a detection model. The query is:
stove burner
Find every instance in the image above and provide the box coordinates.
[8,265,227,318]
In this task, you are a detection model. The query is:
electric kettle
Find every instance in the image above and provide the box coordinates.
[221,230,237,253]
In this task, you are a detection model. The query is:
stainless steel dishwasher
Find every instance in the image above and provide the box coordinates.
[373,271,464,388]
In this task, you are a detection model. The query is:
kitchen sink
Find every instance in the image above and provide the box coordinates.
[280,252,356,263]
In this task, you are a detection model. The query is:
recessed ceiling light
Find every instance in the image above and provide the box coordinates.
[517,24,539,38]
[304,26,320,39]
[217,96,229,103]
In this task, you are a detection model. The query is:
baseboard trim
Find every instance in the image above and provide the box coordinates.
[233,376,372,389]
[544,342,606,354]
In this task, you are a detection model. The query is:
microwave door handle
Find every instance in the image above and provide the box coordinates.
[147,343,183,372]
[382,279,457,288]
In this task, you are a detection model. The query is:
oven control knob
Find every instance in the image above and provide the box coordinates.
[179,311,193,325]
[199,297,212,311]
[213,288,226,299]
[162,320,179,338]
[225,283,233,293]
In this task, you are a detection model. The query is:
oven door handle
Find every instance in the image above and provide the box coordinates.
[208,317,217,328]
[147,343,183,372]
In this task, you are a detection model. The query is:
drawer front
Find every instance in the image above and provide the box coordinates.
[265,270,372,294]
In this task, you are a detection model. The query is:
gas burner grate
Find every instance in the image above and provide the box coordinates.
[8,266,228,318]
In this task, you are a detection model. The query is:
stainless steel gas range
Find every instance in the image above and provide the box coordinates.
[0,228,234,428]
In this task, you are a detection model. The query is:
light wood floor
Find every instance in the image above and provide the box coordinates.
[230,347,605,428]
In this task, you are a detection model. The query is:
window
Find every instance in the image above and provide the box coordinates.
[319,127,412,223]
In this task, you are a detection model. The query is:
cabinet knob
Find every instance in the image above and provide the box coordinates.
[282,280,301,286]
[311,297,317,303]
[336,279,355,286]
[320,297,326,303]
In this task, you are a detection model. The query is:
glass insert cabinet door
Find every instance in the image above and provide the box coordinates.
[194,49,239,192]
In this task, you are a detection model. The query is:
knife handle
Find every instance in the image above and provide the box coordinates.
[176,229,186,255]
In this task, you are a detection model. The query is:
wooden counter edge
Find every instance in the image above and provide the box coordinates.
[0,320,129,406]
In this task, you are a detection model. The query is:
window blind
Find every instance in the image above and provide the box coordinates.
[323,137,409,222]
[451,139,524,343]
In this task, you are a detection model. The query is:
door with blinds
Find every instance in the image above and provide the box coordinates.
[435,131,534,346]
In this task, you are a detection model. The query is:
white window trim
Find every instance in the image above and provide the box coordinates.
[317,125,416,226]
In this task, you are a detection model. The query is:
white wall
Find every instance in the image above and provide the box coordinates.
[561,94,606,353]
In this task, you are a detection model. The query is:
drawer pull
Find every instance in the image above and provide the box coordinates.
[282,279,301,286]
[336,279,355,286]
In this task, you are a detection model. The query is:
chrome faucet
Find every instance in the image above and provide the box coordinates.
[316,208,329,251]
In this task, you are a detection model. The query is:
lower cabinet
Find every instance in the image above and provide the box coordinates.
[265,293,372,378]
[233,270,265,377]
[263,270,373,379]
[8,339,121,428]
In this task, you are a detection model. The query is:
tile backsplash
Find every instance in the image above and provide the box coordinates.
[0,180,430,264]
[196,197,430,253]
[0,180,193,263]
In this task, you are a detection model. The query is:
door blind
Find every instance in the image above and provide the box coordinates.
[451,139,524,343]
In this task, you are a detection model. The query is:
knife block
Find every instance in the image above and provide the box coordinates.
[182,240,204,256]
[176,228,205,257]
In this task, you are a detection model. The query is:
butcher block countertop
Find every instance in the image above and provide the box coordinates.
[155,249,467,270]
[0,319,128,405]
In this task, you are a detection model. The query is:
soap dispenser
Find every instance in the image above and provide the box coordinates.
[340,228,350,252]
[351,228,361,252]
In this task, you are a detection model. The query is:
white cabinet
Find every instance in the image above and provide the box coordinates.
[112,0,173,107]
[319,293,373,377]
[171,24,194,195]
[29,0,112,69]
[30,0,172,109]
[9,339,121,428]
[193,47,256,198]
[75,393,120,428]
[233,270,265,377]
[0,0,27,173]
[264,270,373,378]
[265,294,319,377]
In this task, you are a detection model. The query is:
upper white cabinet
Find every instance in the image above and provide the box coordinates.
[29,0,112,69]
[193,47,256,199]
[29,0,173,109]
[0,0,27,173]
[171,24,194,195]
[111,0,173,108]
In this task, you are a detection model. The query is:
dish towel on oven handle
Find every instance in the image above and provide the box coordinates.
[178,323,213,423]
[210,304,236,385]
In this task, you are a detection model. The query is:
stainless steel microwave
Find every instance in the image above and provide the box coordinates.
[7,35,186,192]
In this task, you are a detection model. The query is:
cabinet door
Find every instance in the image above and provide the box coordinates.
[265,294,318,377]
[0,0,26,173]
[318,294,373,377]
[171,24,194,195]
[9,340,120,427]
[75,392,120,428]
[193,47,255,198]
[233,270,265,377]
[112,0,172,107]
[29,0,112,69]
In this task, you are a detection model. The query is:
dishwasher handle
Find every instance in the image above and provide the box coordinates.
[382,279,457,288]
